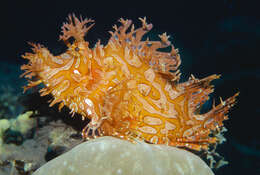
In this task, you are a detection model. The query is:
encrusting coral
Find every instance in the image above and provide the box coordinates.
[21,14,238,154]
[0,111,35,145]
[33,136,214,175]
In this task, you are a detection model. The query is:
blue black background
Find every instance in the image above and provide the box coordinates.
[0,0,259,174]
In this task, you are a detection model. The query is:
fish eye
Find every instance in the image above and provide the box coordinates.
[75,47,80,51]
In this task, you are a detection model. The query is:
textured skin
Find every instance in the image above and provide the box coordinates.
[21,14,239,151]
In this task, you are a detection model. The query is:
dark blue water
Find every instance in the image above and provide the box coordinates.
[0,1,259,174]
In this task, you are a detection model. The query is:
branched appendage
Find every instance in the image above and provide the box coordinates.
[204,92,240,130]
[21,43,45,77]
[59,14,95,43]
[20,42,48,92]
[81,115,109,139]
[168,74,239,151]
[108,17,181,82]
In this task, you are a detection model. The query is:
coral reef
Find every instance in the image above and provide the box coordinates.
[0,111,39,175]
[0,111,35,145]
[0,118,82,175]
[0,119,10,145]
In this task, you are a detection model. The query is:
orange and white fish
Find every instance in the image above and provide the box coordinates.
[21,14,238,151]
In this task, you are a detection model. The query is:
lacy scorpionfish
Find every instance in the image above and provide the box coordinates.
[21,14,238,151]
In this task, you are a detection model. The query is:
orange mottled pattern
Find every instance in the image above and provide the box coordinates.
[21,14,238,151]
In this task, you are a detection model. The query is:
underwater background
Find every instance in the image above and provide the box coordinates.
[0,0,259,174]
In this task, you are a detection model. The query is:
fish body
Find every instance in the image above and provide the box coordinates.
[21,14,238,151]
